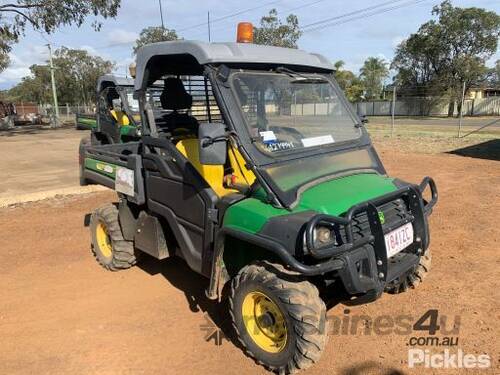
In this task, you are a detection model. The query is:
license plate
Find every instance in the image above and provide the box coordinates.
[384,223,414,258]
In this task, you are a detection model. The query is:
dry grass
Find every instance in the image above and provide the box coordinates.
[368,122,500,155]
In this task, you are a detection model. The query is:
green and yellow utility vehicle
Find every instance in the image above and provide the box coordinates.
[76,75,141,140]
[81,27,437,373]
[79,74,163,184]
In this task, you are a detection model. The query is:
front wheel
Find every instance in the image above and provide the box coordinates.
[385,249,431,294]
[229,262,328,374]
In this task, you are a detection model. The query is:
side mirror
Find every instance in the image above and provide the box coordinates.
[111,98,122,112]
[198,122,227,165]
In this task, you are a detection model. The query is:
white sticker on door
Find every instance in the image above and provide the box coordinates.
[115,167,135,196]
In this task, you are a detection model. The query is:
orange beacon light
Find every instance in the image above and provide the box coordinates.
[236,22,254,43]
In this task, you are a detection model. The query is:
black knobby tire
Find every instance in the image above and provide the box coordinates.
[229,262,328,374]
[89,204,139,271]
[385,250,432,294]
[79,137,90,186]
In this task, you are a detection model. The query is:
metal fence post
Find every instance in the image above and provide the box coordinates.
[458,81,466,138]
[391,85,396,137]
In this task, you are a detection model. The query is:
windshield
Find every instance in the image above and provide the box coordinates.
[124,88,140,114]
[231,72,361,155]
[228,71,379,207]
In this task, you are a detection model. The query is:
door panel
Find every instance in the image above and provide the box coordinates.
[146,176,206,227]
[142,137,218,277]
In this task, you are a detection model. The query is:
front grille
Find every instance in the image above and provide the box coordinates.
[334,199,410,245]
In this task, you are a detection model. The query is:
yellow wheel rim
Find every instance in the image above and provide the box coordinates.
[241,291,287,353]
[95,222,112,258]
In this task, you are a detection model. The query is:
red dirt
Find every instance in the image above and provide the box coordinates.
[0,147,498,375]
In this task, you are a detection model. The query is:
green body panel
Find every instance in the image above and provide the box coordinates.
[119,124,137,136]
[223,173,398,234]
[77,117,97,129]
[84,158,117,178]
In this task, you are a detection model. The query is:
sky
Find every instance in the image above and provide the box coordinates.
[0,0,499,89]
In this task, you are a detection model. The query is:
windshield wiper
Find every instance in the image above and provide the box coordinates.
[275,66,308,78]
[290,77,328,84]
[275,66,327,84]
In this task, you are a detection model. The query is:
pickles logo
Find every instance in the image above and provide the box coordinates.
[378,211,385,224]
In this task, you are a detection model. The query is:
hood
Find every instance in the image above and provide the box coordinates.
[224,173,398,234]
[294,173,397,216]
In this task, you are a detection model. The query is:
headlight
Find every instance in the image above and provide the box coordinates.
[315,226,332,244]
[313,226,336,247]
[303,225,337,252]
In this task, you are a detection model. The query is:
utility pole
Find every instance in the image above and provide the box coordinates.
[47,43,59,127]
[158,0,165,29]
[458,81,466,138]
[391,84,397,137]
[207,11,211,42]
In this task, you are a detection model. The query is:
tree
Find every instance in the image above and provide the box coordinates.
[333,60,364,102]
[7,47,114,105]
[486,59,500,85]
[359,57,389,100]
[254,9,301,49]
[8,64,52,104]
[0,0,121,72]
[133,26,179,53]
[0,31,16,71]
[392,1,500,115]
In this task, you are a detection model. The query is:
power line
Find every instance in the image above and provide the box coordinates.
[302,0,431,33]
[301,0,408,29]
[176,0,281,32]
[288,0,328,12]
[187,0,329,39]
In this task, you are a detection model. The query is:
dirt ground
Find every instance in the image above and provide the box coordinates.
[0,141,499,374]
[0,127,87,201]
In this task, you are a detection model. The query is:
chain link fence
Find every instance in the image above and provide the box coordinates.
[354,97,500,117]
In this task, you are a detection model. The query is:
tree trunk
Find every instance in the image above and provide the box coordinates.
[447,101,455,117]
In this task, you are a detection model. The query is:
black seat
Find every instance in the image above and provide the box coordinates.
[160,77,198,133]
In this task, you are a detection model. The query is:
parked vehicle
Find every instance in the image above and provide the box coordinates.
[0,101,16,129]
[76,75,141,141]
[75,113,97,130]
[80,25,438,374]
[78,75,148,184]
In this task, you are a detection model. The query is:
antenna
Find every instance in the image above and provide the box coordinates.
[158,0,165,29]
[207,11,211,42]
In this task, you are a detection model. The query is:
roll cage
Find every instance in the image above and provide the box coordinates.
[133,42,383,209]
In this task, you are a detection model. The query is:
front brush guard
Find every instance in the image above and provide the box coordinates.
[206,176,437,300]
[304,176,437,259]
[303,176,437,296]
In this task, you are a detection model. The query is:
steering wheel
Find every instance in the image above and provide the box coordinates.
[269,126,304,143]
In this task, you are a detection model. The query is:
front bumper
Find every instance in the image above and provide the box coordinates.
[304,176,437,300]
[207,177,437,300]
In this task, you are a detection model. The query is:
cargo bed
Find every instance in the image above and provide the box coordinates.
[81,142,145,204]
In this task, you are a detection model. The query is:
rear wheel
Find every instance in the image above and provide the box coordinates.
[230,262,327,374]
[385,249,431,294]
[90,204,139,271]
[79,137,90,186]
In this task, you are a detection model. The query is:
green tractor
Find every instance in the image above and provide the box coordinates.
[81,31,437,373]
